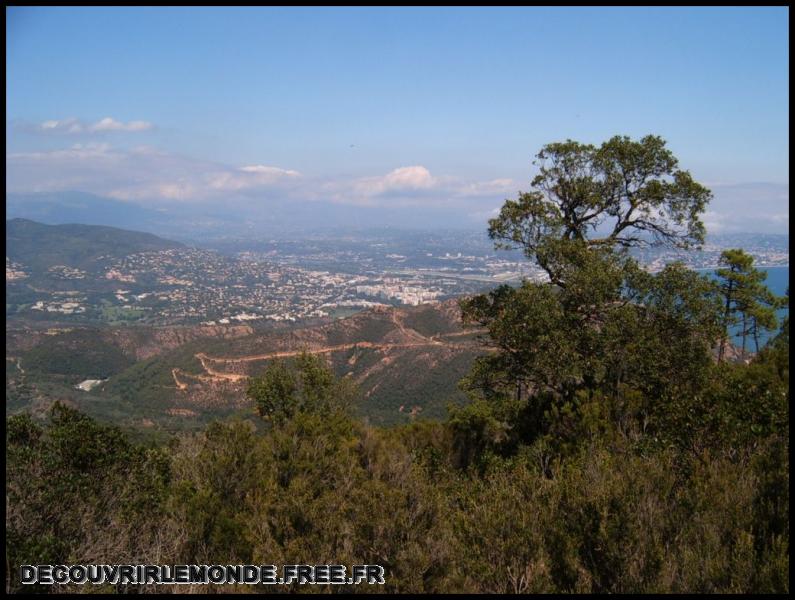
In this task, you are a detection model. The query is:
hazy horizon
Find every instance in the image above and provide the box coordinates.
[7,7,790,235]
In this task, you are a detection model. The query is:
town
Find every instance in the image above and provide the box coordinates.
[6,231,788,327]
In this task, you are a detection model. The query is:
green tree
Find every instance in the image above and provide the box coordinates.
[488,135,711,286]
[460,135,723,448]
[247,351,357,425]
[715,249,749,361]
[746,287,785,354]
[716,249,785,360]
[246,359,298,423]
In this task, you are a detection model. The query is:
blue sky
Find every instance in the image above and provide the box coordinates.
[6,6,790,232]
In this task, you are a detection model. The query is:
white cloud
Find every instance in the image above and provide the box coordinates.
[705,183,790,234]
[378,165,435,190]
[6,143,308,204]
[351,166,435,198]
[25,117,154,135]
[457,178,516,197]
[6,145,522,215]
[8,142,115,161]
[7,141,788,232]
[239,165,301,176]
[89,117,153,132]
[110,181,199,202]
[39,118,83,133]
[206,167,300,192]
[334,166,517,209]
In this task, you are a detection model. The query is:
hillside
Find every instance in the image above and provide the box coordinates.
[6,192,166,233]
[6,218,184,272]
[6,300,487,431]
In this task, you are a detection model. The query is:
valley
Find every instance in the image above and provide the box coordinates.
[6,300,487,433]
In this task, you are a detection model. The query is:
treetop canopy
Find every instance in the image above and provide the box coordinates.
[488,135,712,284]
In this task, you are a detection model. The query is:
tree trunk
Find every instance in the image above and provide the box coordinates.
[741,313,748,359]
[718,280,735,363]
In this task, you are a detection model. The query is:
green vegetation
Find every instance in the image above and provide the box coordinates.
[6,218,182,272]
[401,302,462,337]
[7,405,171,594]
[6,329,788,593]
[21,329,135,382]
[5,136,789,593]
[247,352,358,425]
[715,248,787,358]
[98,301,147,324]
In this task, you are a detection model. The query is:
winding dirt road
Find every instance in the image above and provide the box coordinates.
[171,328,487,390]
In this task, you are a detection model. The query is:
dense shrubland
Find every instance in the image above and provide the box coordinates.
[6,337,789,593]
[6,136,789,593]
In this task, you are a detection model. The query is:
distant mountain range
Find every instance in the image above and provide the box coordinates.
[6,191,486,242]
[8,186,789,247]
[6,218,183,272]
[7,192,166,232]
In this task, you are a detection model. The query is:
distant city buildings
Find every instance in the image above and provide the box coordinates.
[5,232,788,327]
[355,283,442,305]
[5,258,28,281]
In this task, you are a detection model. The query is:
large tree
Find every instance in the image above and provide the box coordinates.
[488,135,712,286]
[460,135,721,428]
